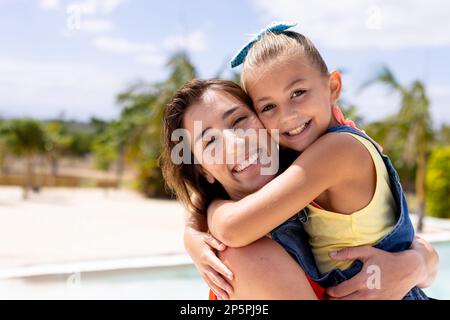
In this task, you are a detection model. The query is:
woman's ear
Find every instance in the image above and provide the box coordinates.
[198,166,215,184]
[205,172,215,184]
[328,70,342,104]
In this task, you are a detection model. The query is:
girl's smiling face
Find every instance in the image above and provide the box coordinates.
[244,53,342,152]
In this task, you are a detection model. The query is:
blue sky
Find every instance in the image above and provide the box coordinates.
[0,0,449,127]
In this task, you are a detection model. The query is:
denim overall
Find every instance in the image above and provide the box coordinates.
[270,125,429,300]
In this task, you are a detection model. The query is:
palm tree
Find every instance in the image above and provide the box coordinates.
[45,121,73,177]
[437,125,450,146]
[361,66,433,231]
[142,52,196,196]
[0,118,48,199]
[93,52,197,194]
[0,140,7,174]
[92,108,152,188]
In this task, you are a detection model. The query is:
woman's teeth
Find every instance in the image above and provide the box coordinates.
[285,120,310,136]
[234,152,259,173]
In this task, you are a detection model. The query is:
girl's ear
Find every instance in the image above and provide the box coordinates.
[328,70,342,104]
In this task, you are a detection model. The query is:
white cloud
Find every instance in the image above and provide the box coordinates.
[40,0,128,34]
[0,58,124,120]
[93,36,156,54]
[38,0,128,13]
[93,36,165,65]
[135,55,165,66]
[67,0,128,15]
[252,0,450,49]
[38,0,61,10]
[92,31,209,66]
[80,19,114,33]
[163,31,207,52]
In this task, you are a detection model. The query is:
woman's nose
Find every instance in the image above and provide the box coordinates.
[223,130,246,162]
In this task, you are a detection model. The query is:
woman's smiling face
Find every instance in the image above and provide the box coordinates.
[182,89,277,200]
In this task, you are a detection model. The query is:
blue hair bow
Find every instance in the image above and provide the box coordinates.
[230,22,297,68]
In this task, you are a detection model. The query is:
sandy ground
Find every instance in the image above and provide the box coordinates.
[0,187,186,268]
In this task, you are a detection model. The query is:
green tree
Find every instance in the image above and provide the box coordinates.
[436,125,450,147]
[362,66,433,231]
[0,119,7,174]
[45,121,73,177]
[143,53,196,195]
[0,118,48,199]
[92,106,151,187]
[134,52,196,196]
[0,137,7,174]
[425,147,450,218]
[93,52,197,195]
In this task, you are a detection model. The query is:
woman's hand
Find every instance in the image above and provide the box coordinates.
[325,238,438,300]
[184,227,234,300]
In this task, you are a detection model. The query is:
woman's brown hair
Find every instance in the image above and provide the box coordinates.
[160,79,253,215]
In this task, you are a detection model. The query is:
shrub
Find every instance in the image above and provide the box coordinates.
[425,147,450,218]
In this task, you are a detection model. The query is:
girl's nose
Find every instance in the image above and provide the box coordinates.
[279,103,298,126]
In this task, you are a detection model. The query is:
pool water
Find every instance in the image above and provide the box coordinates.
[423,242,450,299]
[0,242,448,300]
[0,265,209,300]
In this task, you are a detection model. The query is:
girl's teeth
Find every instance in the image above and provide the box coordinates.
[235,153,259,172]
[287,122,308,136]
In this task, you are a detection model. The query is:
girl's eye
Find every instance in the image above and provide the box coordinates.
[292,89,306,98]
[261,104,275,113]
[205,136,216,148]
[232,116,247,128]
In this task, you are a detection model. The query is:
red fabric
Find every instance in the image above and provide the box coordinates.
[332,105,364,133]
[209,289,218,300]
[208,276,325,300]
[306,276,326,300]
[332,105,383,152]
[310,201,324,210]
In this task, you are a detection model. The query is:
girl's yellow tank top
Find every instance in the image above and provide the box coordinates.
[304,132,397,274]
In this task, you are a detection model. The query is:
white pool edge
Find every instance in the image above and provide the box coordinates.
[0,253,194,280]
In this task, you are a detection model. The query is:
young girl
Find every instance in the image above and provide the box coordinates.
[206,23,429,299]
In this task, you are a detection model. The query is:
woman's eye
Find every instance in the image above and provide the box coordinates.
[292,89,306,98]
[261,104,275,113]
[205,136,216,148]
[232,116,247,128]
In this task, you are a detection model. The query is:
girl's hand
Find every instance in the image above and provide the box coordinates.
[325,242,434,300]
[184,227,234,300]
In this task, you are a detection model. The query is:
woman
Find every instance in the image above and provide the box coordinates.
[161,79,438,300]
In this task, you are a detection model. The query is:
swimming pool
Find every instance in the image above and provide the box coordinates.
[0,242,448,299]
[0,265,209,300]
[423,242,450,299]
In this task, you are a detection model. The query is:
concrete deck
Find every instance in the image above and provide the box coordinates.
[0,187,186,271]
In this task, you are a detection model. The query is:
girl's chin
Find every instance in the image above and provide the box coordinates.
[283,140,309,152]
[281,124,314,150]
[282,132,319,152]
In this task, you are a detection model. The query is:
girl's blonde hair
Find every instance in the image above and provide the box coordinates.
[241,31,329,91]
